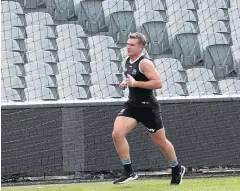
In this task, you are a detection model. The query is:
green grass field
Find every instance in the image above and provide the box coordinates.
[2,177,240,191]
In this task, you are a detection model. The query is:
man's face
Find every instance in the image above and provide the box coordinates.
[127,38,143,57]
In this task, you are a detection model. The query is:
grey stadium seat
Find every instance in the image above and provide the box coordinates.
[198,8,229,22]
[154,58,184,71]
[24,87,58,101]
[159,70,186,83]
[90,61,120,73]
[155,82,185,97]
[103,0,136,43]
[56,73,91,87]
[89,48,121,62]
[231,44,240,77]
[57,61,90,75]
[167,9,197,24]
[90,72,123,85]
[77,0,106,32]
[228,8,240,21]
[135,0,166,11]
[186,68,216,82]
[26,25,56,39]
[1,51,24,65]
[1,13,25,27]
[25,62,57,75]
[197,0,230,9]
[1,76,26,89]
[167,22,197,48]
[1,26,24,40]
[25,12,54,26]
[231,32,240,45]
[89,84,123,99]
[58,86,89,100]
[26,50,56,63]
[88,35,119,50]
[229,19,240,33]
[230,0,240,7]
[1,88,24,102]
[166,0,197,10]
[134,10,168,54]
[1,63,25,76]
[58,49,88,62]
[1,1,24,15]
[198,20,230,34]
[1,39,22,52]
[218,79,240,95]
[187,81,217,96]
[25,38,56,51]
[25,74,57,88]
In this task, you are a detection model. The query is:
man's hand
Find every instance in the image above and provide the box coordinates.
[119,80,127,89]
[126,74,136,87]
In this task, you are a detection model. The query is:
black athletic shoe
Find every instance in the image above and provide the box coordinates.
[171,165,186,185]
[113,172,138,184]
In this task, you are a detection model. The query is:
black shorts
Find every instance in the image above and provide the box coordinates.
[117,101,164,133]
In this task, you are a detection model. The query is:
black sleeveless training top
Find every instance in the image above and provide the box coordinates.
[124,55,158,105]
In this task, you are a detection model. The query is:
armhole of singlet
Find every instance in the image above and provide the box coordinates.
[139,59,144,74]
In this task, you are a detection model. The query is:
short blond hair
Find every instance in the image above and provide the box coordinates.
[128,32,147,47]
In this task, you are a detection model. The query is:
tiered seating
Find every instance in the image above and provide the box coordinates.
[1,0,240,102]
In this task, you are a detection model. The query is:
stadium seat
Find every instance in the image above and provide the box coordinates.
[25,38,56,51]
[57,61,90,75]
[77,0,106,32]
[230,0,239,7]
[198,20,231,41]
[229,19,240,34]
[56,37,88,57]
[228,8,240,21]
[198,33,229,59]
[186,68,216,82]
[25,12,54,26]
[197,0,230,9]
[1,51,24,65]
[1,1,24,15]
[56,73,91,87]
[167,9,197,24]
[103,0,136,43]
[1,39,22,52]
[172,32,200,67]
[24,87,58,101]
[26,25,56,39]
[1,26,24,40]
[26,50,56,63]
[89,84,123,99]
[231,44,240,77]
[1,63,25,76]
[166,0,197,10]
[89,48,121,62]
[56,24,88,46]
[58,86,89,100]
[1,88,24,102]
[154,58,184,71]
[1,76,26,89]
[1,13,25,27]
[155,82,185,97]
[218,79,240,94]
[186,81,217,96]
[159,70,187,83]
[51,0,75,21]
[90,61,120,73]
[25,74,57,88]
[58,49,88,62]
[197,8,229,22]
[88,35,119,50]
[134,10,168,54]
[90,72,123,85]
[25,62,57,75]
[231,32,240,45]
[167,22,197,48]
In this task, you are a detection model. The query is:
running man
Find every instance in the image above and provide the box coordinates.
[112,32,185,185]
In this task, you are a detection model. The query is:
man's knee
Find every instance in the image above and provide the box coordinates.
[112,129,125,141]
[155,138,168,149]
